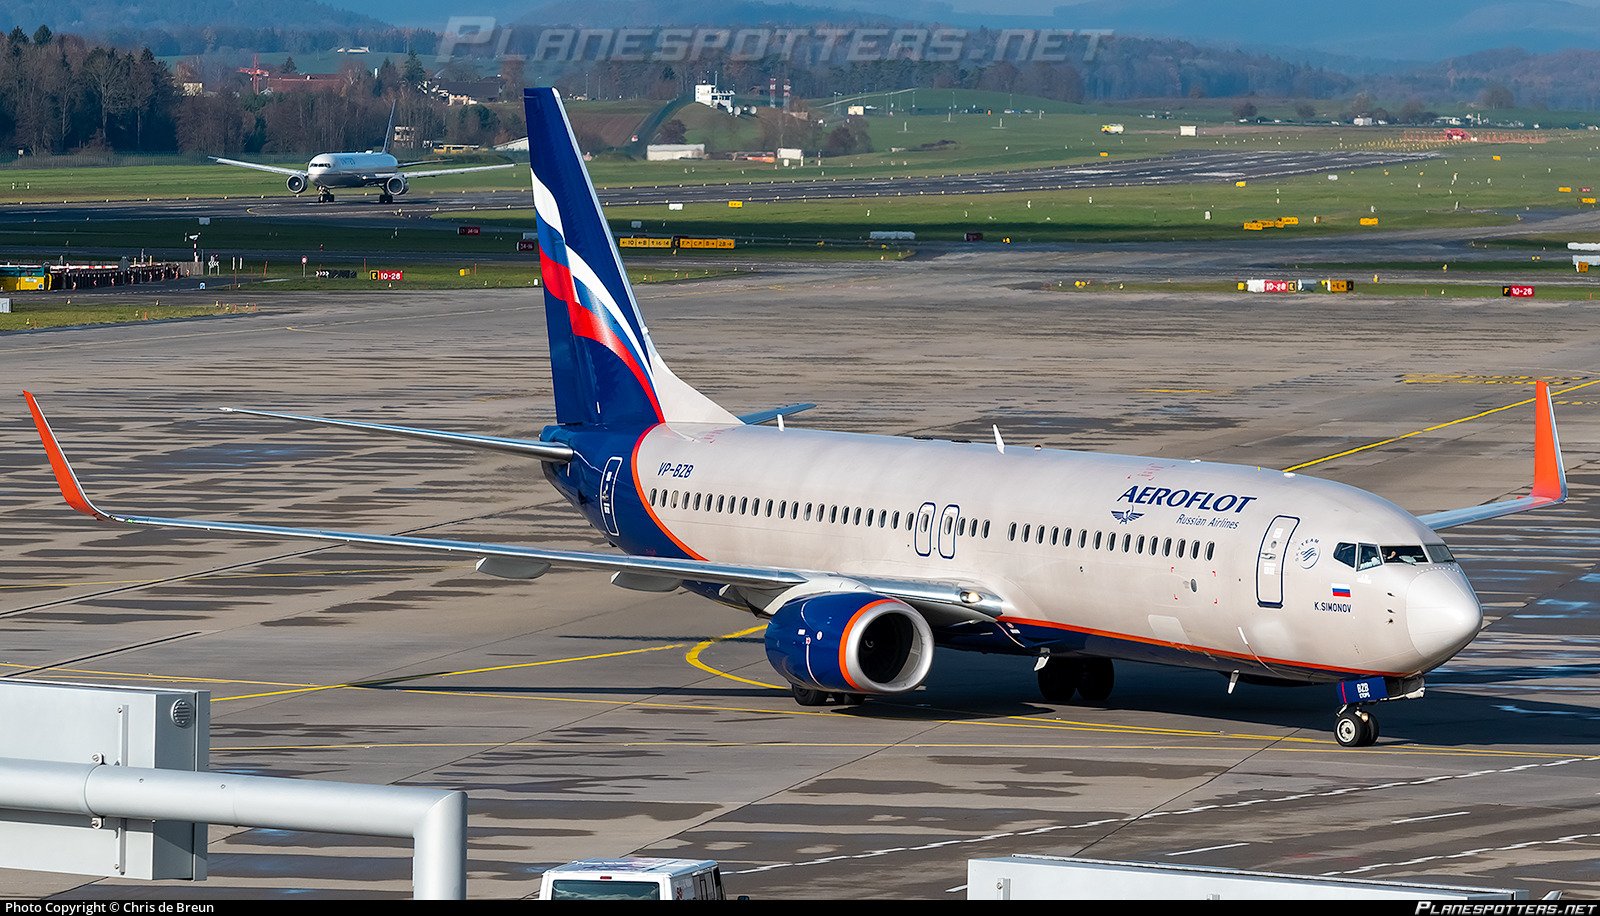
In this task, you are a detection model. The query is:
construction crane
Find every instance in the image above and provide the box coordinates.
[239,54,269,94]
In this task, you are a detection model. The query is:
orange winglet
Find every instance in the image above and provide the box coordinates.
[22,391,107,520]
[1531,380,1567,502]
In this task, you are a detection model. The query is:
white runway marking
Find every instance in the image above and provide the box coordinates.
[1323,832,1600,877]
[1391,811,1471,824]
[1165,842,1248,856]
[732,757,1592,875]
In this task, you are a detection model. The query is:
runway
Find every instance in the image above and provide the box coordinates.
[0,149,1434,222]
[2,253,1599,898]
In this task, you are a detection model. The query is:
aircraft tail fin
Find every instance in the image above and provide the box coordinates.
[523,87,734,429]
[381,99,398,155]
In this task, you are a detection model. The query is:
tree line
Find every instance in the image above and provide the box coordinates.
[0,28,519,157]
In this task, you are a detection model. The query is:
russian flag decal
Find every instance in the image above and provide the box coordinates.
[1331,584,1352,598]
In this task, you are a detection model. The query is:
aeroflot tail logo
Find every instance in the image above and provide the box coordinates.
[1117,486,1258,513]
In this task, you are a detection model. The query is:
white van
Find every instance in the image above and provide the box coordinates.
[538,857,726,900]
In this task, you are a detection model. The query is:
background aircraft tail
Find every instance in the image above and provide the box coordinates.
[523,87,734,429]
[381,100,397,155]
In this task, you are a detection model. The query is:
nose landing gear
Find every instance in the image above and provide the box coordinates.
[1335,705,1379,747]
[1332,675,1423,747]
[318,188,335,203]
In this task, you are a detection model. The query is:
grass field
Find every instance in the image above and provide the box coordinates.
[451,126,1600,243]
[14,88,1600,204]
[0,263,732,331]
[250,262,733,291]
[0,300,258,332]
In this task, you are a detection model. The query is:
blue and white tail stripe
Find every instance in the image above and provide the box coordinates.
[525,87,734,429]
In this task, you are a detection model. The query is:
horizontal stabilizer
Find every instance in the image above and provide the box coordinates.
[219,407,574,462]
[1418,380,1568,530]
[737,403,818,425]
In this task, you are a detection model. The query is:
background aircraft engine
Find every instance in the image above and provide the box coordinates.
[285,174,307,194]
[384,175,408,197]
[764,592,934,695]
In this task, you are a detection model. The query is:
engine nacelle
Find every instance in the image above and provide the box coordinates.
[286,174,307,194]
[764,590,934,695]
[384,175,408,197]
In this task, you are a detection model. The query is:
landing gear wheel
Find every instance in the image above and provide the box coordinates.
[1334,707,1378,747]
[791,685,828,707]
[318,189,334,203]
[835,693,867,706]
[379,191,393,204]
[1037,657,1084,703]
[1077,658,1116,703]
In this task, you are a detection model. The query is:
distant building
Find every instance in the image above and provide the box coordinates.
[426,79,503,106]
[646,144,707,161]
[1352,116,1376,126]
[694,83,735,113]
[263,73,343,94]
[181,82,205,97]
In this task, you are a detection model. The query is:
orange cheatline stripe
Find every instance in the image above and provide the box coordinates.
[998,615,1407,679]
[629,423,706,561]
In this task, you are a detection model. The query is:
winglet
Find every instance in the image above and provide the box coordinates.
[1531,380,1567,502]
[22,392,108,520]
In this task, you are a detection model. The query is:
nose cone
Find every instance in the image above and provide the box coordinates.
[1406,569,1482,665]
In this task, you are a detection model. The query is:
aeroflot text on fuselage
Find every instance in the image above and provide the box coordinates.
[1116,486,1259,513]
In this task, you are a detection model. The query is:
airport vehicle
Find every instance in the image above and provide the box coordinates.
[210,103,512,203]
[539,858,725,900]
[24,88,1571,747]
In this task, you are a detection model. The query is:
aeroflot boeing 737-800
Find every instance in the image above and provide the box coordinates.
[26,88,1572,747]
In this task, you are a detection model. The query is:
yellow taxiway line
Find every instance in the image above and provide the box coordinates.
[1283,377,1600,472]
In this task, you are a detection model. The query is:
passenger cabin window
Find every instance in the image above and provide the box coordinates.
[982,520,991,539]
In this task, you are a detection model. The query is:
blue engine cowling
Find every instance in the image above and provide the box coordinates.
[764,591,934,695]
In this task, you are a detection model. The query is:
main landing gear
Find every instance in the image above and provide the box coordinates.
[378,191,394,204]
[1037,656,1114,704]
[790,684,866,707]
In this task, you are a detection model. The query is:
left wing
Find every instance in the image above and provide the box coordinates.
[23,393,1006,624]
[1418,380,1568,530]
[396,163,516,180]
[210,156,306,178]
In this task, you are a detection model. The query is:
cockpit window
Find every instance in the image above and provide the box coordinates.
[1382,545,1429,565]
[1334,542,1357,568]
[1357,544,1383,570]
[1424,544,1456,563]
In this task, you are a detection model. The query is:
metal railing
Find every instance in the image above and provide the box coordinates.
[0,757,467,899]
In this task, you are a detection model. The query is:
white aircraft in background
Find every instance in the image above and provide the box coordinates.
[26,88,1571,748]
[211,103,513,203]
